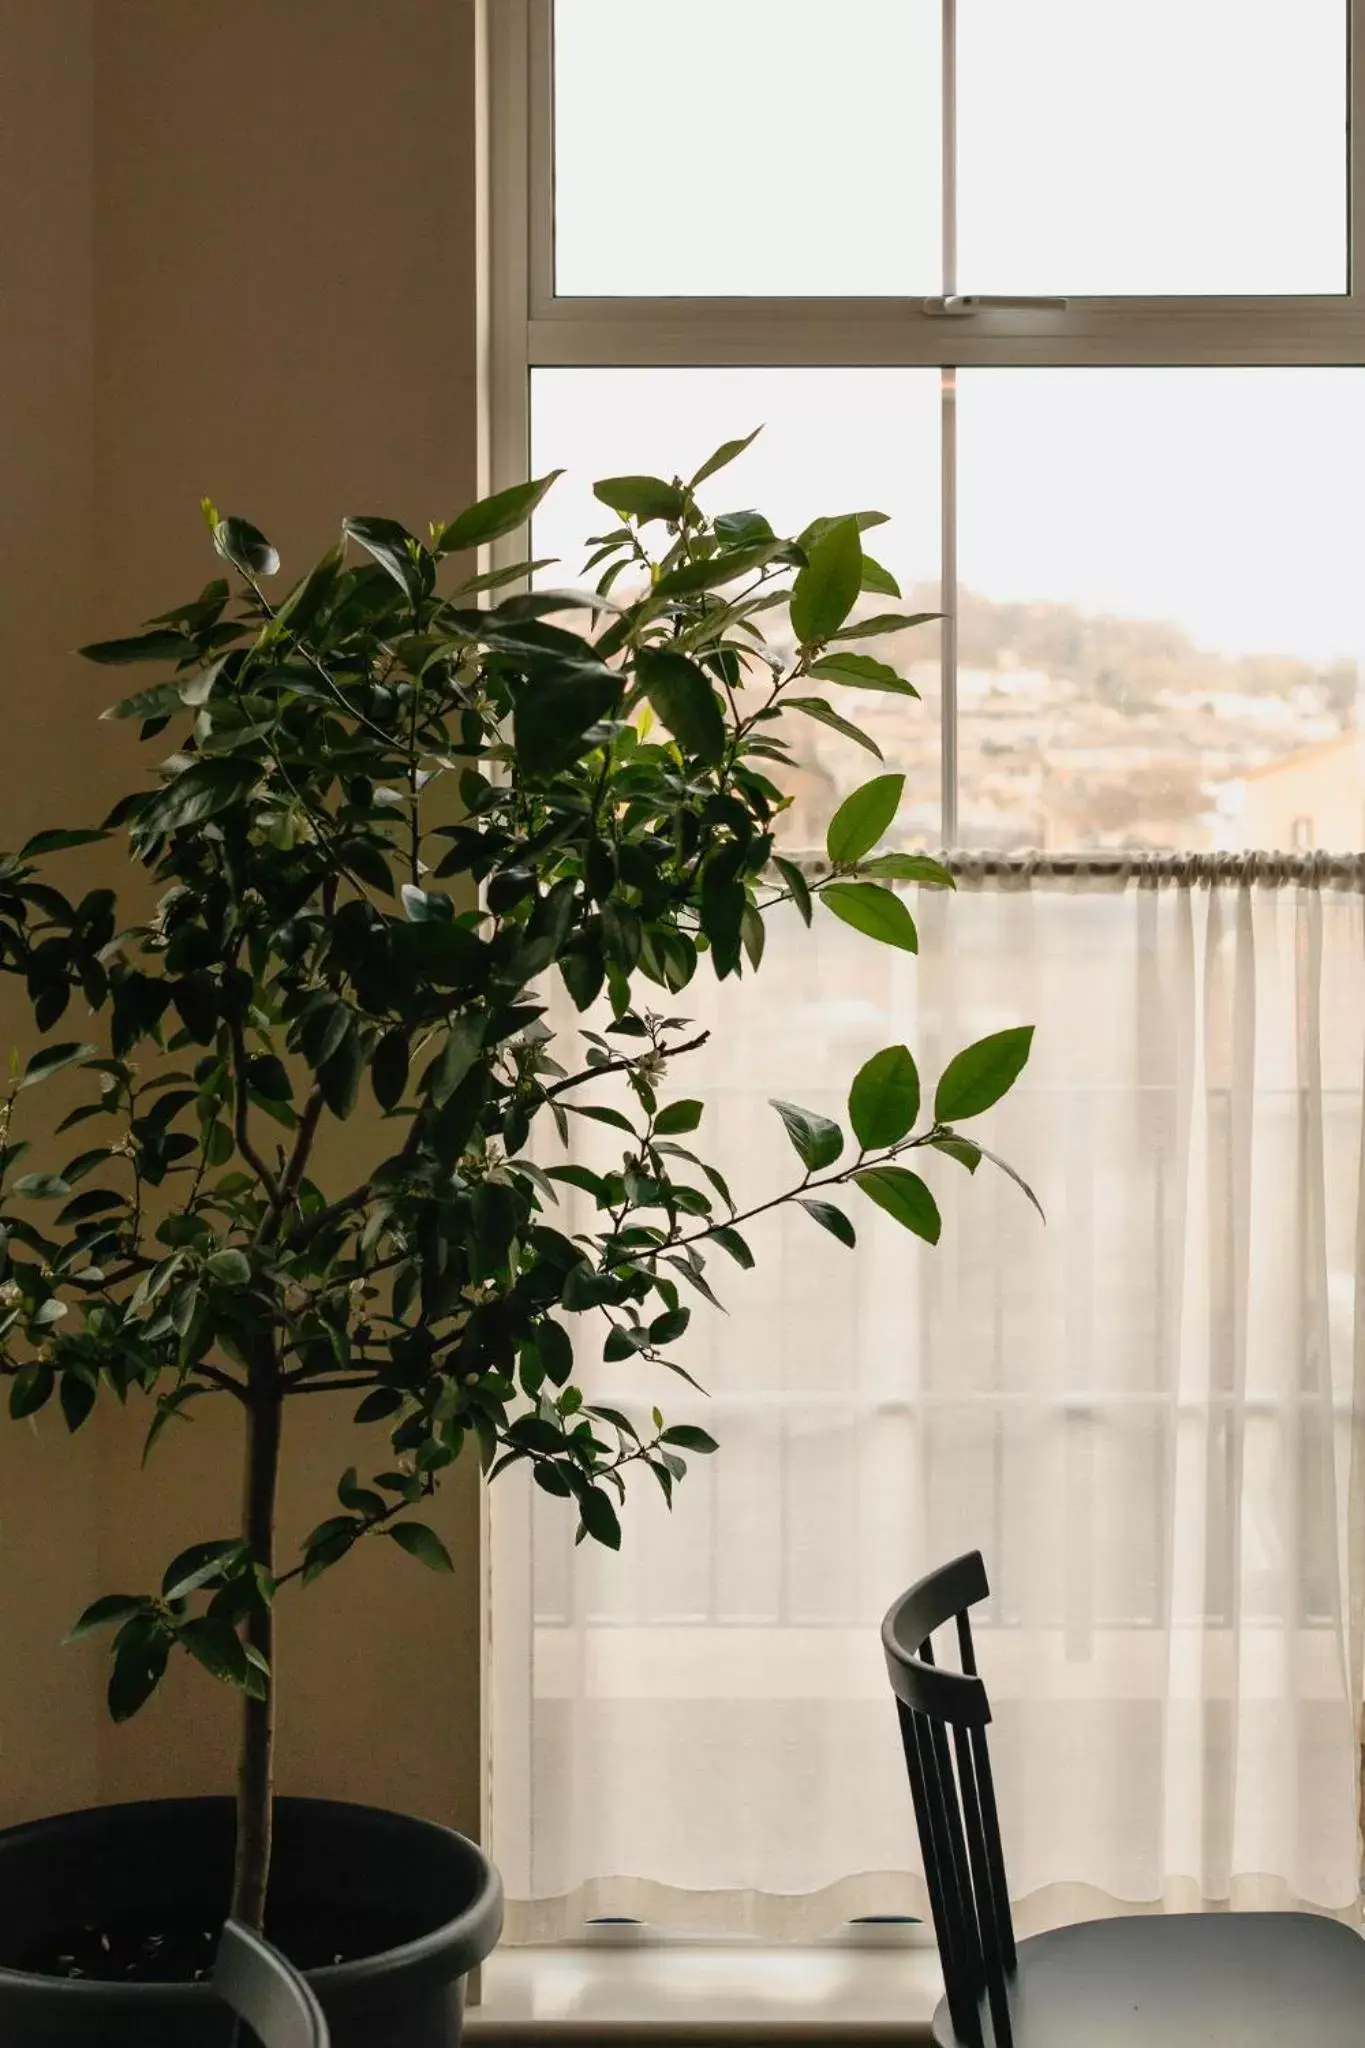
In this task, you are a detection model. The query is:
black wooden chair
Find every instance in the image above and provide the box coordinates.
[882,1551,1365,2047]
[214,1918,329,2048]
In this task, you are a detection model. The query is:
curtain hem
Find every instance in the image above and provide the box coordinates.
[502,1872,1365,1945]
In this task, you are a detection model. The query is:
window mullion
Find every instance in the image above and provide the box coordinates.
[942,0,957,301]
[483,0,533,531]
[940,0,959,849]
[940,369,959,849]
[1351,0,1365,299]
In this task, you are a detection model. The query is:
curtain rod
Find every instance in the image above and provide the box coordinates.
[784,850,1365,888]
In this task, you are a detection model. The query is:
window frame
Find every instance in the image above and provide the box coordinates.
[484,0,1365,847]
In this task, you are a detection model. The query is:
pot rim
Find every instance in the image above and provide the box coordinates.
[0,1794,503,2005]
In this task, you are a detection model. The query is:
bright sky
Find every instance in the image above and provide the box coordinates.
[542,3,1362,665]
[554,0,1344,297]
[533,368,1365,667]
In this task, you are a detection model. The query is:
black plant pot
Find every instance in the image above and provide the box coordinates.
[0,1795,503,2048]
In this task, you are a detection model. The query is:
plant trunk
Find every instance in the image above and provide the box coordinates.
[231,1377,283,1930]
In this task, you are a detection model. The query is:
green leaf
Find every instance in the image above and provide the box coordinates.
[109,1630,170,1722]
[78,629,188,666]
[821,882,918,953]
[400,885,451,923]
[338,835,395,896]
[514,662,621,777]
[578,1487,622,1550]
[707,1224,754,1268]
[593,475,686,524]
[162,1538,243,1601]
[9,1364,54,1418]
[654,1098,703,1136]
[931,1134,982,1172]
[213,516,279,578]
[59,1373,96,1432]
[797,510,888,549]
[659,1424,719,1453]
[206,1249,251,1286]
[650,1305,692,1345]
[142,1384,207,1464]
[790,517,862,644]
[854,1166,941,1243]
[247,1053,291,1102]
[438,471,565,553]
[848,1045,921,1148]
[430,1012,485,1108]
[318,1027,364,1120]
[65,1594,146,1643]
[101,682,185,724]
[355,1386,405,1423]
[636,647,726,766]
[970,1137,1047,1221]
[786,696,882,760]
[387,1522,455,1573]
[342,515,427,601]
[860,852,955,887]
[372,1029,410,1112]
[270,551,343,638]
[140,758,260,834]
[337,1467,386,1517]
[20,1042,96,1091]
[178,1618,252,1688]
[860,554,902,598]
[688,426,762,489]
[714,509,775,545]
[826,774,904,864]
[797,1197,856,1248]
[934,1027,1035,1122]
[829,611,939,641]
[770,1099,843,1172]
[20,829,110,859]
[808,652,920,696]
[11,1172,72,1199]
[651,541,780,598]
[773,855,813,926]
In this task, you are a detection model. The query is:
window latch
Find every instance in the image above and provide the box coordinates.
[921,295,1070,316]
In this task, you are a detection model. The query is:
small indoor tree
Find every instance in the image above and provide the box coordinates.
[0,436,1032,1935]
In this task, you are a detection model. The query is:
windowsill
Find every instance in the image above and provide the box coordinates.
[467,1943,943,2038]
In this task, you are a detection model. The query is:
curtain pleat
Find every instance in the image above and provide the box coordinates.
[489,871,1365,1938]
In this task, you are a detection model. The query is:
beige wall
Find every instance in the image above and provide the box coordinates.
[0,0,484,1842]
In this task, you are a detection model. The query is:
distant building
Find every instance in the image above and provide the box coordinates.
[1220,730,1364,852]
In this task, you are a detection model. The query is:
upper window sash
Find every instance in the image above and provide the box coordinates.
[488,0,1365,372]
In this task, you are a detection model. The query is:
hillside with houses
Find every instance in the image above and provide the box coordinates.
[774,586,1360,854]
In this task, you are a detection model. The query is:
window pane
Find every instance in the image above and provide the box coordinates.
[958,1,1347,295]
[955,369,1365,852]
[531,368,942,848]
[552,2,940,297]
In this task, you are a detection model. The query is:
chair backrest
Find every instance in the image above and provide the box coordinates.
[214,1919,329,2048]
[881,1551,1015,2048]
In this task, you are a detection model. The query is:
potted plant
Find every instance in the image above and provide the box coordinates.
[0,438,1032,2046]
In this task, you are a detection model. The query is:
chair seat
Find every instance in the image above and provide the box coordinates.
[934,1910,1365,2048]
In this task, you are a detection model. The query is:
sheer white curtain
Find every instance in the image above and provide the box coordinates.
[489,863,1365,1939]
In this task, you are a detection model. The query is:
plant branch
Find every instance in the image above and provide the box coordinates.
[285,1105,427,1255]
[230,1360,283,1930]
[280,1375,385,1396]
[228,1018,282,1206]
[544,1031,710,1102]
[198,1364,249,1399]
[260,1083,325,1242]
[638,1127,946,1260]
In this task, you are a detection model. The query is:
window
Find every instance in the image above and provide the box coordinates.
[484,1,1365,1942]
[487,0,1363,857]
